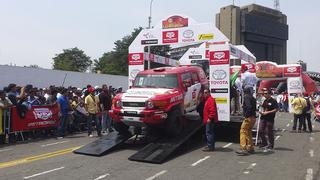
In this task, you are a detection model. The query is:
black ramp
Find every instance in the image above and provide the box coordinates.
[129,119,203,164]
[73,131,131,156]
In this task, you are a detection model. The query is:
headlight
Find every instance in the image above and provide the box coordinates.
[115,100,122,108]
[146,101,154,109]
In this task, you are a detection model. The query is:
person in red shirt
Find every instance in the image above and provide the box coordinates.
[202,88,218,152]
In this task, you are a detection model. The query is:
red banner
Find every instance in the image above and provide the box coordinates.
[209,51,230,65]
[11,105,59,132]
[128,53,144,65]
[162,15,188,29]
[162,30,179,44]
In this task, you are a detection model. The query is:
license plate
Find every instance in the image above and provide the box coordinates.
[125,111,137,114]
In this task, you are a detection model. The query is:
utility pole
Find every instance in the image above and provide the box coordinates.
[274,0,280,11]
[147,0,154,69]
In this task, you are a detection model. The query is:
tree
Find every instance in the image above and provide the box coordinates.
[94,27,171,75]
[52,47,92,72]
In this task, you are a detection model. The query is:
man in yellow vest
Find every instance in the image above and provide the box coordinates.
[85,87,101,137]
[291,93,307,133]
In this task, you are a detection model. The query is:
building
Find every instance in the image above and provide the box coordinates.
[216,4,288,64]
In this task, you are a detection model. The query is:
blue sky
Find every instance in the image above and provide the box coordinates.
[0,0,319,71]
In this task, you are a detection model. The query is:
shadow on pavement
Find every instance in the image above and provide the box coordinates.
[274,147,294,151]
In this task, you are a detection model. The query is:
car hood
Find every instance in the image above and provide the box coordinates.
[122,88,175,101]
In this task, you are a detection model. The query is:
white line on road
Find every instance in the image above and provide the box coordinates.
[286,123,290,127]
[282,129,286,132]
[275,136,281,141]
[243,163,257,174]
[41,141,69,147]
[309,150,314,158]
[23,167,65,179]
[290,120,293,123]
[223,143,233,148]
[312,125,315,129]
[146,170,167,180]
[94,173,110,180]
[306,168,313,180]
[191,156,210,167]
[0,148,12,153]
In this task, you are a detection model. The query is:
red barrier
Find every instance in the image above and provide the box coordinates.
[11,105,59,132]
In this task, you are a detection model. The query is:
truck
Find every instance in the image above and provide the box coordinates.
[110,66,208,136]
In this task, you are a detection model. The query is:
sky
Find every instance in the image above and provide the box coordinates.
[0,0,319,71]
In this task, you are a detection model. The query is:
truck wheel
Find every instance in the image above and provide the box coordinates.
[165,109,183,137]
[114,122,131,136]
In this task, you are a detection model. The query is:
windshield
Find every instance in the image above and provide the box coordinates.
[133,74,178,89]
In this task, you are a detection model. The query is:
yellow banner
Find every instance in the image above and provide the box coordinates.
[0,109,3,134]
[215,98,228,104]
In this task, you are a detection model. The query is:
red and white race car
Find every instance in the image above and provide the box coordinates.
[110,66,208,136]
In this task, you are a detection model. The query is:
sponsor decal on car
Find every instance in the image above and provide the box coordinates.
[170,94,183,103]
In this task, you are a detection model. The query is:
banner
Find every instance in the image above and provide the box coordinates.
[256,61,301,79]
[11,105,59,132]
[287,77,303,113]
[0,109,3,134]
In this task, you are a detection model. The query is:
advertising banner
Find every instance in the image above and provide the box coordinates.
[209,50,230,65]
[11,105,59,132]
[256,61,302,79]
[128,65,144,87]
[287,77,303,113]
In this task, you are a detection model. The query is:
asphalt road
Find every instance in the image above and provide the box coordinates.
[0,112,319,180]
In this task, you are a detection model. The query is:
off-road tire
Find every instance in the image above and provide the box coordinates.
[165,109,183,137]
[114,121,131,136]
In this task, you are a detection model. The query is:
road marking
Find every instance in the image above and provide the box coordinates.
[275,135,281,141]
[0,146,81,169]
[0,148,13,153]
[223,143,233,148]
[312,125,315,129]
[94,173,110,180]
[290,120,293,123]
[41,141,69,147]
[282,129,286,132]
[191,156,210,167]
[309,150,314,158]
[306,168,313,180]
[23,167,64,179]
[286,123,290,127]
[243,163,257,174]
[146,170,167,180]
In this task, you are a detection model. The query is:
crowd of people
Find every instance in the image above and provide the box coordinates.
[0,83,124,141]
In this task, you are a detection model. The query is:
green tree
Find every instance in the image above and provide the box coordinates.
[94,27,171,75]
[52,47,92,72]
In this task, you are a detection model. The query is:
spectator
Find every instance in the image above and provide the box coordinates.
[282,91,289,112]
[99,84,113,134]
[202,89,218,152]
[258,89,278,150]
[85,87,102,137]
[236,87,256,155]
[26,89,41,108]
[56,89,70,139]
[303,92,313,133]
[241,67,257,95]
[196,91,205,120]
[0,90,12,109]
[276,93,283,112]
[291,93,307,133]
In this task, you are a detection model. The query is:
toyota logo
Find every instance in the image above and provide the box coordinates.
[183,30,194,38]
[212,70,227,80]
[289,80,300,88]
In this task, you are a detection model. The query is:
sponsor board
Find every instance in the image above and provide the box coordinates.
[33,108,53,120]
[141,39,158,45]
[209,51,230,65]
[162,30,178,44]
[211,88,228,93]
[212,69,227,80]
[205,50,210,58]
[143,32,157,39]
[215,97,227,104]
[162,15,188,29]
[198,33,214,40]
[182,29,195,42]
[284,66,301,77]
[129,53,144,65]
[189,55,202,59]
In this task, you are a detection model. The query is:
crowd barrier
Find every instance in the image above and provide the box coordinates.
[0,105,60,143]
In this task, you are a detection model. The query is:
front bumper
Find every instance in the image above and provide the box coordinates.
[110,109,167,127]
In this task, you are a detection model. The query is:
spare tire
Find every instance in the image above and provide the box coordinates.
[165,109,183,137]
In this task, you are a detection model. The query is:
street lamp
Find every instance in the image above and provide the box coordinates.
[147,0,154,69]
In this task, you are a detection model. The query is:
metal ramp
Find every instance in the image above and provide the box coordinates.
[128,120,203,164]
[73,131,131,156]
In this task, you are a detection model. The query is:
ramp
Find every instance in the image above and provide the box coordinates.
[73,131,131,156]
[129,119,203,164]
